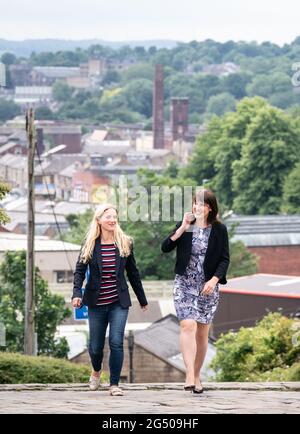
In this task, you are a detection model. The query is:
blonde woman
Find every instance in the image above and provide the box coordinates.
[72,204,148,396]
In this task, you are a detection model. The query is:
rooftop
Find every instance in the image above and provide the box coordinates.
[0,233,80,252]
[224,274,300,298]
[227,214,300,246]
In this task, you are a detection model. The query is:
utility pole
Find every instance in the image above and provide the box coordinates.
[24,108,36,355]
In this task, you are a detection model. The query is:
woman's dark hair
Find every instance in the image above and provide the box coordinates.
[192,189,221,225]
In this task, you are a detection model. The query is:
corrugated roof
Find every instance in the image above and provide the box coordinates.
[0,233,80,252]
[227,215,300,246]
[33,66,80,78]
[0,153,27,168]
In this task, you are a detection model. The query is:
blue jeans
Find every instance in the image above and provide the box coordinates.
[88,301,129,386]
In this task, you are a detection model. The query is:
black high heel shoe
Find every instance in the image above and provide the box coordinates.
[193,386,204,394]
[184,385,195,392]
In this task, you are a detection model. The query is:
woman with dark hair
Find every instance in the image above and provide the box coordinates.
[161,189,230,394]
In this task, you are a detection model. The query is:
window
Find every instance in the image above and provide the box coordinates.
[56,270,73,283]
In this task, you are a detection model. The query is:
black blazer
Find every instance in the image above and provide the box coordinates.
[161,221,230,284]
[72,238,148,308]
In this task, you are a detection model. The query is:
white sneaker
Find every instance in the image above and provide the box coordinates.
[89,374,101,391]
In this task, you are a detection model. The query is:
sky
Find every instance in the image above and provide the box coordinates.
[0,0,299,45]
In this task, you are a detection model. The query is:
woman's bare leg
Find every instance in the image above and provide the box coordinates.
[194,323,210,388]
[180,319,198,386]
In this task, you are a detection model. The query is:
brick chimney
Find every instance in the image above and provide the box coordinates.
[153,64,164,149]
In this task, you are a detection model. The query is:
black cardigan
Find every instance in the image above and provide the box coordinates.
[72,238,148,308]
[161,221,230,284]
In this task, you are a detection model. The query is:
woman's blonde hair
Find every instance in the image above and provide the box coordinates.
[80,203,133,263]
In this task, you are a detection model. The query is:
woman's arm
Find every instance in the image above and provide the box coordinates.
[161,213,195,253]
[161,222,182,253]
[125,246,148,307]
[72,254,88,300]
[213,225,230,281]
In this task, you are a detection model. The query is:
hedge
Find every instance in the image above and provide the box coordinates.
[0,352,95,384]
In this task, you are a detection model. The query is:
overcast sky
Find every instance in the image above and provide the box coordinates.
[1,0,299,45]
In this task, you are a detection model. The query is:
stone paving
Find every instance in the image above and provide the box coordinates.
[0,383,299,414]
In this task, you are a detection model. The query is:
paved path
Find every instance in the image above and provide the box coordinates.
[0,383,299,414]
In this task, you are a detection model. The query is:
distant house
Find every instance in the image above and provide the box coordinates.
[4,210,69,237]
[14,86,53,107]
[0,142,27,156]
[228,215,300,276]
[41,123,82,153]
[0,154,27,188]
[31,66,80,86]
[214,274,300,338]
[202,62,240,76]
[0,232,80,297]
[9,64,33,87]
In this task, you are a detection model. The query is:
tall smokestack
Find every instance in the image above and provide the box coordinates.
[153,64,164,149]
[170,97,189,141]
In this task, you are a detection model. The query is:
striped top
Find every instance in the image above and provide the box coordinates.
[97,243,119,306]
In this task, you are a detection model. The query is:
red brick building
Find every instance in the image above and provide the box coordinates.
[228,215,300,276]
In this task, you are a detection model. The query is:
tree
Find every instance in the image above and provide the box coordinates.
[101,70,121,86]
[206,92,236,117]
[0,99,21,122]
[212,313,300,381]
[222,72,252,99]
[281,162,300,214]
[1,53,16,65]
[52,81,73,102]
[35,106,55,120]
[0,251,71,357]
[122,79,153,118]
[187,97,300,215]
[0,183,10,225]
[121,64,154,83]
[232,106,300,214]
[64,208,94,245]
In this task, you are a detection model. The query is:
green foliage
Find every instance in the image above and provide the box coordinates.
[212,313,300,382]
[0,183,10,224]
[64,208,94,245]
[227,240,258,278]
[0,98,21,122]
[187,97,300,215]
[206,92,236,117]
[52,81,74,102]
[122,79,153,118]
[281,162,300,213]
[0,251,71,357]
[1,52,16,65]
[0,352,93,384]
[22,38,300,123]
[35,106,55,120]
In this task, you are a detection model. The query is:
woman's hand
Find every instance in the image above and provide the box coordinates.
[141,305,148,311]
[72,297,82,308]
[201,277,219,296]
[181,212,195,231]
[171,212,195,241]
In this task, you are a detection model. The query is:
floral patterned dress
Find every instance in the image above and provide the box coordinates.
[173,225,219,324]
